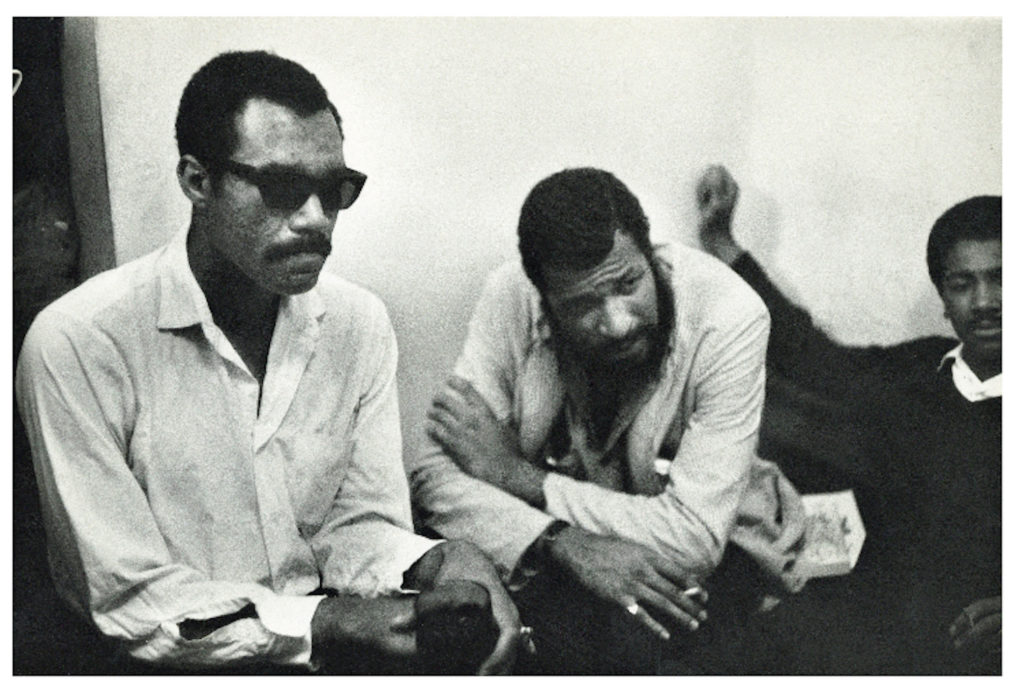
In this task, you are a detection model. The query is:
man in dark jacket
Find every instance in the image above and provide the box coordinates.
[696,166,1000,675]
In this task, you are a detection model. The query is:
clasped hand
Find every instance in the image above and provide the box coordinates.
[312,540,522,675]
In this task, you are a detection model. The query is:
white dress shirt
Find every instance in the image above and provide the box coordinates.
[941,344,1002,402]
[15,227,437,668]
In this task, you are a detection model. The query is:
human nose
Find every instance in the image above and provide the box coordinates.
[972,279,1001,310]
[289,193,334,235]
[597,298,637,339]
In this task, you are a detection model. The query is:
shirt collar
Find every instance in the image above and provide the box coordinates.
[156,224,326,332]
[940,343,1002,402]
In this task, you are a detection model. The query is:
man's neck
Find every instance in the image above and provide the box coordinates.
[186,221,279,330]
[186,221,280,384]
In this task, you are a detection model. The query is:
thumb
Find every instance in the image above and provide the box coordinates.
[390,601,418,633]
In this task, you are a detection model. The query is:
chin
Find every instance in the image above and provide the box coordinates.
[275,274,320,295]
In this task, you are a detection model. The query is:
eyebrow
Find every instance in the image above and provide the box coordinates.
[251,162,351,179]
[551,261,646,304]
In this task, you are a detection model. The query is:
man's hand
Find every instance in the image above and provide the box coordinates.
[427,376,546,506]
[949,595,1001,657]
[407,540,523,675]
[695,164,743,265]
[548,526,708,641]
[311,593,418,663]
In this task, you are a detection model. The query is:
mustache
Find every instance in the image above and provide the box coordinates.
[968,311,1001,329]
[264,236,332,262]
[595,324,658,356]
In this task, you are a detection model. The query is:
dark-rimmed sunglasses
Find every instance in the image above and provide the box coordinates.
[213,159,367,213]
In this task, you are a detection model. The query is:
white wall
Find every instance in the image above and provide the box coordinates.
[84,17,1001,460]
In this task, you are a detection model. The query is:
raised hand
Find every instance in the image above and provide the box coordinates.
[695,164,742,264]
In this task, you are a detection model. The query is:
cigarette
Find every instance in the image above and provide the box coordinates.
[683,587,703,597]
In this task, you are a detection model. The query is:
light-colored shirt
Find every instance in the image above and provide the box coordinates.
[412,243,804,589]
[15,228,437,669]
[941,344,1002,402]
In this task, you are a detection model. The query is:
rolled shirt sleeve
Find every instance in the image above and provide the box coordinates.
[409,266,557,577]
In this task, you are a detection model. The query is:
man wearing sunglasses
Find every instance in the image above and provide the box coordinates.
[16,50,518,674]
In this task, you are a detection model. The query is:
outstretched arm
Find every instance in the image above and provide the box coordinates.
[696,165,890,400]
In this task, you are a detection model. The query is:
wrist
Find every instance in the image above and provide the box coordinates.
[713,241,744,266]
[501,458,547,507]
[403,542,447,591]
[535,519,574,570]
[310,595,345,650]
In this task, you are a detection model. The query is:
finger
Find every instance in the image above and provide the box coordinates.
[447,377,494,413]
[644,572,707,622]
[954,613,1001,651]
[432,387,467,416]
[477,590,521,675]
[635,583,701,635]
[683,575,709,604]
[390,601,418,633]
[446,375,477,397]
[973,596,1002,615]
[949,609,971,639]
[477,623,519,675]
[426,406,460,433]
[425,420,453,452]
[647,554,693,589]
[626,601,673,642]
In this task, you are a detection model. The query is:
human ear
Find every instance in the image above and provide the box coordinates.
[177,155,214,208]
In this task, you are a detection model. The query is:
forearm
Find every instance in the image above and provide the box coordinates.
[541,475,723,575]
[731,252,879,396]
[409,447,556,577]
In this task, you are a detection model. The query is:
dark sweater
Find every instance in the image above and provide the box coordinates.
[732,252,1001,674]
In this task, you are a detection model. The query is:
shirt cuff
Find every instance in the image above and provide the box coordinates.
[393,534,446,589]
[541,472,574,520]
[253,594,326,666]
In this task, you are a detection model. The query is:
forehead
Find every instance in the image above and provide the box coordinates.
[543,230,647,302]
[231,98,345,172]
[943,238,1001,276]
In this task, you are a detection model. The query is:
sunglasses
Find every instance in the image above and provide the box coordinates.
[213,159,367,213]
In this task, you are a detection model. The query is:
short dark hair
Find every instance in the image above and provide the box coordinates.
[926,195,1001,289]
[517,168,653,291]
[175,50,340,168]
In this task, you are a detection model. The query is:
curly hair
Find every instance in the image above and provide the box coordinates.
[517,168,653,291]
[175,50,340,169]
[926,196,1001,290]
